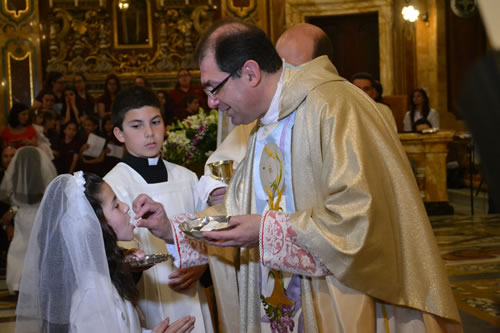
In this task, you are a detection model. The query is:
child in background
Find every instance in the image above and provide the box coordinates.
[102,115,124,174]
[32,111,57,160]
[16,172,196,332]
[104,86,213,332]
[184,95,201,117]
[79,115,107,176]
[53,121,82,174]
[62,86,83,126]
[0,147,57,294]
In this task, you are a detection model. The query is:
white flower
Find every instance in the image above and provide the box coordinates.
[73,171,86,193]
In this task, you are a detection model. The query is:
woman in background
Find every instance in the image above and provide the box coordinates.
[168,69,207,122]
[403,88,440,131]
[74,73,96,118]
[96,74,121,121]
[1,103,38,149]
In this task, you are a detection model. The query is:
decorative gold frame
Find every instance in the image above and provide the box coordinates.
[7,51,34,109]
[113,0,153,49]
[3,0,30,19]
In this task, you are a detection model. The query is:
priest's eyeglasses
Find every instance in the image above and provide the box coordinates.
[204,71,236,99]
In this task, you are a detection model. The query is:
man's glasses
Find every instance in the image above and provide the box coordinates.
[204,72,234,99]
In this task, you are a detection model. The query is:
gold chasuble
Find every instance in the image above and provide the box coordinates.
[203,56,461,333]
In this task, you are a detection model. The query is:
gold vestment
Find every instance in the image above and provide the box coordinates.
[203,56,461,332]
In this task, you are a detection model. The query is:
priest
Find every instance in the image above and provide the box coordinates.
[136,18,462,332]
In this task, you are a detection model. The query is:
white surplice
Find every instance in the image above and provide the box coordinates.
[104,161,212,332]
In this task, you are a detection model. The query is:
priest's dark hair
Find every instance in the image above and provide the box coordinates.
[195,17,282,78]
[111,86,162,130]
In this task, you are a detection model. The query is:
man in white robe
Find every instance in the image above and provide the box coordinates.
[138,19,462,332]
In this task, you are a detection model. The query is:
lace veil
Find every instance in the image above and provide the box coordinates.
[0,146,57,205]
[15,172,123,332]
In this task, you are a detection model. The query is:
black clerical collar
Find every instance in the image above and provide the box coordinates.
[123,153,168,184]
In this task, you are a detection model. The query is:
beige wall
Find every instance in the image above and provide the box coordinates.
[272,0,469,131]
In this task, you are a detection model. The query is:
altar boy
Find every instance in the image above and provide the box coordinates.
[104,86,213,332]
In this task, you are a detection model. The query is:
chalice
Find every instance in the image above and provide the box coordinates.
[207,160,234,184]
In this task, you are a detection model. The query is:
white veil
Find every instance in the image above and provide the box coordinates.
[15,173,123,332]
[0,146,57,205]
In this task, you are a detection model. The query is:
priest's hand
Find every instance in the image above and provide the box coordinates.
[133,194,174,243]
[208,187,226,206]
[203,214,261,248]
[168,264,208,292]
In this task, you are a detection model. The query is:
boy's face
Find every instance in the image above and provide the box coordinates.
[114,106,165,158]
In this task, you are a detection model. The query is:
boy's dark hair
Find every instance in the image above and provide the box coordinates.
[195,18,282,78]
[83,172,139,305]
[111,86,162,130]
[8,103,29,128]
[414,118,432,130]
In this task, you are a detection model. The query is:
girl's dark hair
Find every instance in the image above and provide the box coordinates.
[8,103,29,128]
[409,88,430,131]
[175,69,191,89]
[83,173,138,305]
[104,74,121,99]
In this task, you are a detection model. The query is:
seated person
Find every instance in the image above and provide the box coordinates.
[1,103,37,149]
[403,88,440,131]
[15,172,196,332]
[414,118,433,132]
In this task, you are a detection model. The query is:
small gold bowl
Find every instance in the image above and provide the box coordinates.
[207,160,234,184]
[179,216,232,241]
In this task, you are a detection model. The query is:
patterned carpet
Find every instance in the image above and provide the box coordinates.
[431,214,500,331]
[0,215,498,332]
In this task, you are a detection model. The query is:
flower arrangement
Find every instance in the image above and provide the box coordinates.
[162,108,218,175]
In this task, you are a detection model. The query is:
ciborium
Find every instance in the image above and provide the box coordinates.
[207,160,234,184]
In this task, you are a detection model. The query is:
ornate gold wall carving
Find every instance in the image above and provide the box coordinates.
[44,1,218,78]
[0,0,42,124]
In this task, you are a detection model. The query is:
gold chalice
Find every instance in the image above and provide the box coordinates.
[207,160,234,184]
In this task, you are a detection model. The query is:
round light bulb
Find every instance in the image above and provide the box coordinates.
[402,5,420,22]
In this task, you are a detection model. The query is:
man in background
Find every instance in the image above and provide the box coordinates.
[351,72,398,132]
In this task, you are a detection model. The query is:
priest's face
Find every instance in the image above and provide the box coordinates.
[200,53,258,125]
[114,106,165,158]
[99,182,135,241]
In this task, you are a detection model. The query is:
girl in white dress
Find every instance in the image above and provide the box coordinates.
[15,172,195,333]
[0,146,57,294]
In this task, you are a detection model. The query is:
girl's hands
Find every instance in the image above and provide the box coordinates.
[152,315,195,333]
